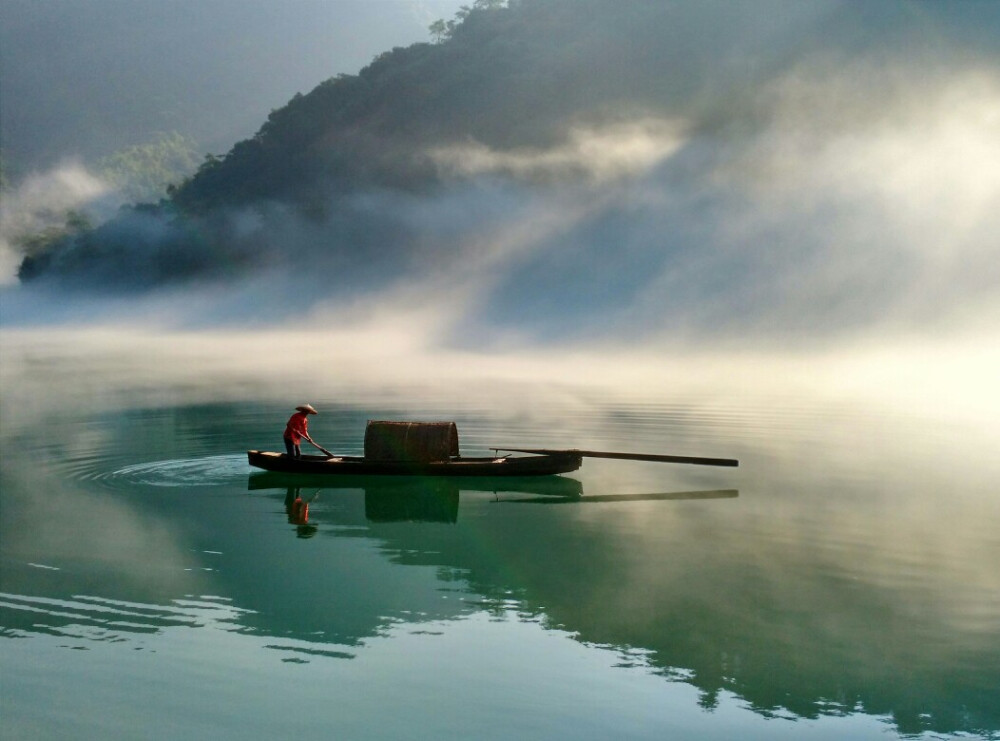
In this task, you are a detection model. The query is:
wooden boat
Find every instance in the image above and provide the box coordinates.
[247,420,737,479]
[246,449,583,477]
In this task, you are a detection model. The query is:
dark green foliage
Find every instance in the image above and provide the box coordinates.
[15,211,93,280]
[18,202,253,289]
[15,0,769,285]
[166,0,698,215]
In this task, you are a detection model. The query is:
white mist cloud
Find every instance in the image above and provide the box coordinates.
[0,161,117,284]
[727,64,1000,233]
[1,322,997,438]
[429,119,688,184]
[593,61,1000,345]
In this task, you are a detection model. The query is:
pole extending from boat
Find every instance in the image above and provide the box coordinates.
[492,448,739,467]
[303,437,337,458]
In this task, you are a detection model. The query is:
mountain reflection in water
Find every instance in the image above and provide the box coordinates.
[1,394,997,740]
[244,475,995,737]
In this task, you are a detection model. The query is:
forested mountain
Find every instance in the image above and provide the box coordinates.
[168,0,800,212]
[13,0,798,283]
[15,0,1000,343]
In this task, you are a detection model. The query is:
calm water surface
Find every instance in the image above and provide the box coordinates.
[1,379,998,739]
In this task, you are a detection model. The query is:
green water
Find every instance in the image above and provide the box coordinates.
[1,384,998,739]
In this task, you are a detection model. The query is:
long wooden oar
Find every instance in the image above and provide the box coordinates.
[506,489,739,504]
[494,447,739,467]
[303,437,337,458]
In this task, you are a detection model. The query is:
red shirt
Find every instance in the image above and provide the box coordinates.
[284,411,309,443]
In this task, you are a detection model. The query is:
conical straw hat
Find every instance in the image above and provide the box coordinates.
[295,404,318,414]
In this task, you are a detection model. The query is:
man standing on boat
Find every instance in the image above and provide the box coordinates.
[284,404,318,458]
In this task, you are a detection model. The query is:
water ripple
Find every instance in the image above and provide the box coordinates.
[0,592,247,637]
[95,454,251,488]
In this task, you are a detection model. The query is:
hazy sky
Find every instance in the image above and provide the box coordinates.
[0,0,467,170]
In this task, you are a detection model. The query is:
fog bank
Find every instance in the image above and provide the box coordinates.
[6,57,998,348]
[2,0,998,389]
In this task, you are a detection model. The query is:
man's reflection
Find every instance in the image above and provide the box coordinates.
[284,487,319,538]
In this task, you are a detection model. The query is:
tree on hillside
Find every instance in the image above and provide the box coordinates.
[429,19,451,43]
[97,132,201,204]
[430,0,508,42]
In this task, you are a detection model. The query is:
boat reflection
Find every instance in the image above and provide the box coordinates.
[279,480,462,524]
[251,473,584,526]
[253,475,736,526]
[363,481,460,523]
[248,471,584,499]
[501,489,739,505]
